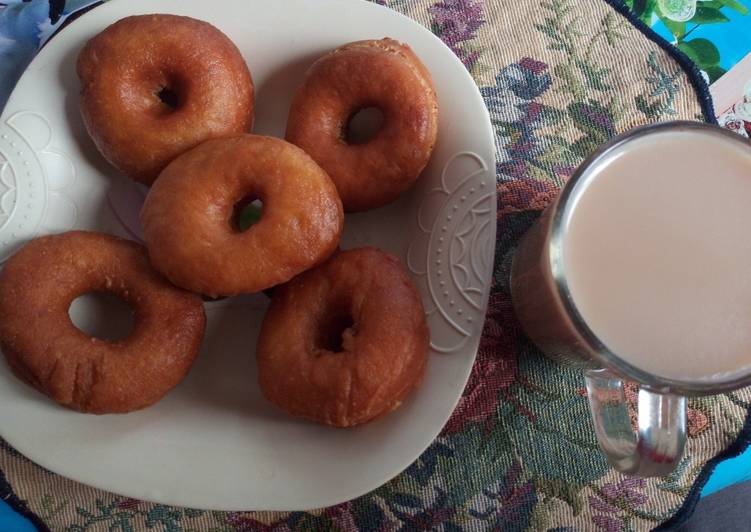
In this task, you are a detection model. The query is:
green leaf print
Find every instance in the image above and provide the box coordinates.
[715,0,749,15]
[660,17,687,37]
[635,50,681,118]
[703,64,727,81]
[627,0,659,24]
[435,424,517,506]
[535,478,586,515]
[677,38,720,65]
[503,345,610,486]
[574,59,612,91]
[656,455,694,496]
[692,6,730,23]
[39,494,69,520]
[351,496,387,530]
[677,37,726,80]
[567,101,616,156]
[75,507,94,520]
[603,12,628,46]
[141,505,183,531]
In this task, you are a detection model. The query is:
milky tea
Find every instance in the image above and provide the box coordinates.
[513,125,751,383]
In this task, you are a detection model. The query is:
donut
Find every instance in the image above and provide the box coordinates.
[140,134,344,297]
[286,38,438,212]
[256,247,429,427]
[0,231,206,414]
[77,14,254,185]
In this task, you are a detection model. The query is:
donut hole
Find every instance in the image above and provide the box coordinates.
[232,196,264,232]
[69,292,135,342]
[317,311,356,353]
[157,86,180,110]
[152,72,186,114]
[345,106,384,144]
[202,294,228,303]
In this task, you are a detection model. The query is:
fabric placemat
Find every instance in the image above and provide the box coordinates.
[1,0,750,530]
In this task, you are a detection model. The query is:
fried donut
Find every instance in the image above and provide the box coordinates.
[286,38,438,212]
[257,247,429,427]
[0,231,206,414]
[140,134,343,297]
[77,14,254,185]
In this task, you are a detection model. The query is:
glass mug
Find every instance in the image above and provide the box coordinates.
[510,121,751,477]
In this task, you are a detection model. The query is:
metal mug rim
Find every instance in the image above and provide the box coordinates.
[549,120,751,395]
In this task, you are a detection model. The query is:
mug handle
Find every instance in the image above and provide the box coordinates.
[584,368,687,477]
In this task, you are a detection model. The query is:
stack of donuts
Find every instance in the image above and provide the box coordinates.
[0,15,438,427]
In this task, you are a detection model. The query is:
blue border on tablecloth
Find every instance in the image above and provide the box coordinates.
[0,464,50,532]
[0,1,745,530]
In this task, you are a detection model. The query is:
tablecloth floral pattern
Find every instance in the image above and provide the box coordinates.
[2,0,751,531]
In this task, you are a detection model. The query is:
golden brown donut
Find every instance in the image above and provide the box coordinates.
[286,38,438,212]
[77,14,254,185]
[257,247,429,427]
[140,134,343,297]
[0,231,206,414]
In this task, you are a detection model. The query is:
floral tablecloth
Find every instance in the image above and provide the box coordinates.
[2,0,751,530]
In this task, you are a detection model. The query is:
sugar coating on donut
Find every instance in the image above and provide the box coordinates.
[256,247,429,427]
[286,38,438,212]
[0,231,206,414]
[77,14,254,185]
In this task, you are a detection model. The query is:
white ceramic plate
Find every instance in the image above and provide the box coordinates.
[0,0,495,511]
